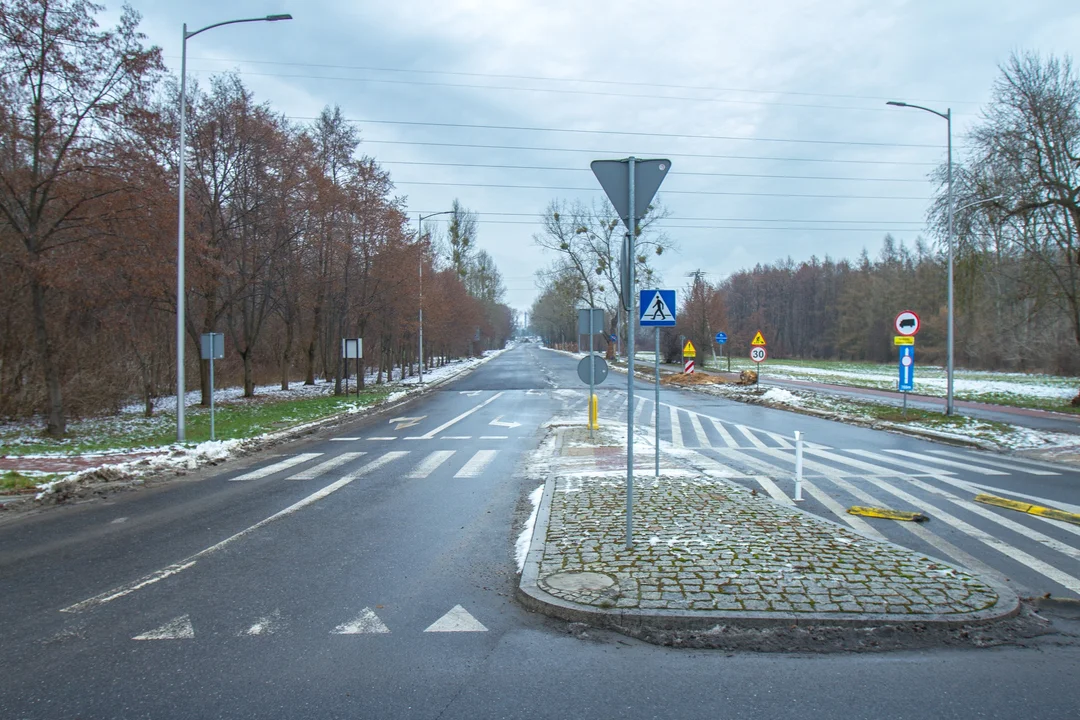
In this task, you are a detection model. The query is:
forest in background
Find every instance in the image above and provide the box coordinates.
[531,52,1080,377]
[0,0,513,435]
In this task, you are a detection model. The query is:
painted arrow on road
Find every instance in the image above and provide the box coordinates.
[489,416,521,429]
[459,391,482,397]
[389,416,426,430]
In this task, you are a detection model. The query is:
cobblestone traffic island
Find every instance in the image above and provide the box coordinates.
[518,425,1018,630]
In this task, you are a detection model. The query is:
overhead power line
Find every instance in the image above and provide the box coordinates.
[413,210,925,225]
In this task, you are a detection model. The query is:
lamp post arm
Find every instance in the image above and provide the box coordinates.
[886,100,949,121]
[185,15,292,40]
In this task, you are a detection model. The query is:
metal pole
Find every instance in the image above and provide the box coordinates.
[176,24,188,444]
[589,306,595,440]
[655,326,660,477]
[418,212,424,385]
[946,108,954,416]
[794,430,803,502]
[209,342,216,442]
[626,157,636,549]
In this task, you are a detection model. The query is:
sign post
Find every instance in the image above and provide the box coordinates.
[200,332,224,440]
[640,289,676,477]
[578,307,605,438]
[593,158,671,548]
[342,338,362,398]
[715,331,728,372]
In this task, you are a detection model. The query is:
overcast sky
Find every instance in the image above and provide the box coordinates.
[120,0,1079,314]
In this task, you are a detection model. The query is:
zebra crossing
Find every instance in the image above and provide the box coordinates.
[593,392,1080,599]
[227,448,507,483]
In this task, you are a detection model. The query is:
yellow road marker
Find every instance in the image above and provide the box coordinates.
[847,505,928,523]
[974,494,1080,526]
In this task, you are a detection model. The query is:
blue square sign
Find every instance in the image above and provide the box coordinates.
[639,289,676,327]
[898,345,914,392]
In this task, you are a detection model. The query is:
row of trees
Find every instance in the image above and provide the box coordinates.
[532,52,1080,377]
[0,0,512,435]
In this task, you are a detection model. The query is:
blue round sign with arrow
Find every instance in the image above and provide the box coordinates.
[715,332,728,344]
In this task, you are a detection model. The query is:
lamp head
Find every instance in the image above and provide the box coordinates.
[266,14,292,21]
[886,101,908,107]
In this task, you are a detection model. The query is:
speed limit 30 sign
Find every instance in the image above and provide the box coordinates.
[750,346,767,363]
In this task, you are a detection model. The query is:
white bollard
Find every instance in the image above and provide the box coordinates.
[794,430,804,502]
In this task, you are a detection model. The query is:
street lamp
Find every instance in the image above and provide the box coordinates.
[887,100,956,415]
[176,13,292,443]
[416,210,455,383]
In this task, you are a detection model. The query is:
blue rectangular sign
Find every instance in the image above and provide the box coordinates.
[639,289,676,327]
[898,345,914,392]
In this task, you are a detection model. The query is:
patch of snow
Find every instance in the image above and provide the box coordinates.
[762,388,800,405]
[516,485,545,573]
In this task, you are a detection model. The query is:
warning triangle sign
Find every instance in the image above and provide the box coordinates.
[642,291,673,322]
[682,340,696,357]
[751,331,767,346]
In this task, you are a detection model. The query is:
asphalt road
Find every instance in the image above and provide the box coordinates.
[1,343,1078,719]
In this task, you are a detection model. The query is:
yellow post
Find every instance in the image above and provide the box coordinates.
[589,394,599,430]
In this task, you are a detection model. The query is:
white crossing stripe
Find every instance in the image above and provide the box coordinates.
[806,448,930,477]
[845,449,957,476]
[902,476,1080,563]
[416,392,504,439]
[753,475,795,506]
[424,605,488,632]
[243,611,284,636]
[813,472,1008,584]
[712,448,798,477]
[757,447,860,477]
[333,608,390,634]
[408,450,456,479]
[706,418,739,448]
[288,452,366,480]
[864,477,1080,595]
[764,432,795,449]
[882,449,1009,475]
[455,450,499,478]
[133,615,194,640]
[799,478,887,541]
[682,451,748,478]
[927,450,1061,476]
[734,424,769,450]
[688,413,710,447]
[230,453,323,482]
[669,406,685,448]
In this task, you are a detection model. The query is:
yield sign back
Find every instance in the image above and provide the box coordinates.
[591,159,672,229]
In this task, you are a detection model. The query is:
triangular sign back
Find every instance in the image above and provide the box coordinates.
[751,331,766,346]
[591,159,672,229]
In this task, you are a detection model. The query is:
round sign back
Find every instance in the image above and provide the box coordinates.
[577,354,609,385]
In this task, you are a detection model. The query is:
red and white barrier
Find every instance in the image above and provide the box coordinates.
[684,358,694,374]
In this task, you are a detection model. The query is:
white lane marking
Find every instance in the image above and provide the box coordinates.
[229,453,323,482]
[682,451,748,478]
[882,449,1009,475]
[133,615,194,640]
[903,476,1080,563]
[244,610,284,636]
[705,417,739,448]
[408,451,456,479]
[712,448,798,477]
[441,436,472,440]
[928,450,1061,476]
[479,435,508,440]
[799,478,887,541]
[329,437,362,442]
[418,392,505,439]
[845,449,957,476]
[333,608,390,634]
[368,437,397,441]
[806,448,935,477]
[734,425,769,450]
[757,447,859,477]
[765,432,795,449]
[753,475,795,506]
[424,605,488,632]
[669,406,684,448]
[865,477,1080,595]
[61,452,409,614]
[813,473,1008,584]
[455,450,498,478]
[110,517,128,525]
[288,452,366,480]
[688,413,710,448]
[966,453,1080,474]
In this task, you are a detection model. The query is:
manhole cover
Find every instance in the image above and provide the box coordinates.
[544,571,616,592]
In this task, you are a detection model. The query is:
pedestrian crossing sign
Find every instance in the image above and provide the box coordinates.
[751,331,767,346]
[639,289,676,327]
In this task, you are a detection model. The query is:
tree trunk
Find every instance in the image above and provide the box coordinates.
[281,321,293,391]
[29,277,65,436]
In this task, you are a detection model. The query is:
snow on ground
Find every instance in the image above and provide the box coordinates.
[761,388,800,405]
[516,485,545,573]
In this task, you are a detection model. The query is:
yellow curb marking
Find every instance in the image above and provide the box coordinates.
[974,493,1080,526]
[847,505,928,523]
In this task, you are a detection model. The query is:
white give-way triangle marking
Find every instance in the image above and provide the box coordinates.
[133,615,195,640]
[333,607,390,634]
[424,605,488,633]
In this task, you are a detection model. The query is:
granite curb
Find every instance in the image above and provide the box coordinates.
[517,423,1021,633]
